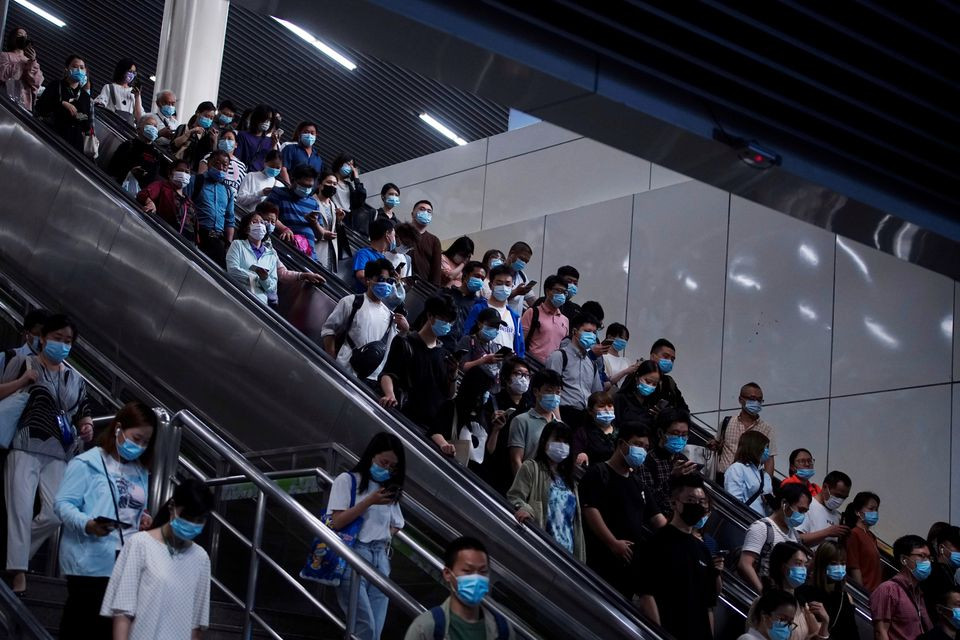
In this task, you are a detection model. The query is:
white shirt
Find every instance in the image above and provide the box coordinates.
[237,169,281,209]
[795,498,840,547]
[327,472,403,543]
[149,111,180,146]
[724,462,772,516]
[384,251,410,279]
[95,83,140,115]
[508,271,537,316]
[320,294,396,380]
[602,352,632,386]
[492,304,514,351]
[101,532,210,640]
[743,517,797,577]
[101,454,148,549]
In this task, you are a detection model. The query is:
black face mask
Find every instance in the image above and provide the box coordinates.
[14,36,28,50]
[320,184,337,198]
[678,502,707,526]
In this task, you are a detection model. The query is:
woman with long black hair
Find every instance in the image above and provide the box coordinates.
[93,57,143,122]
[329,432,406,640]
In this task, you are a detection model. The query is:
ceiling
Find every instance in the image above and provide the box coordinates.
[6,0,508,171]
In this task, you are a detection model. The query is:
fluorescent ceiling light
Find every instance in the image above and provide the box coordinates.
[149,75,156,82]
[419,113,467,146]
[272,18,356,71]
[13,0,65,27]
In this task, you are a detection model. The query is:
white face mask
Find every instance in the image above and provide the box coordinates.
[825,495,844,511]
[248,222,267,241]
[172,171,191,188]
[508,375,530,394]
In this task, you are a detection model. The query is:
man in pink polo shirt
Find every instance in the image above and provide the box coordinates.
[871,534,934,640]
[521,275,569,363]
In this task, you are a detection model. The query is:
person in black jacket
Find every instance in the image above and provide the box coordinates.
[919,587,960,640]
[649,338,689,413]
[107,114,163,189]
[34,54,92,152]
[614,359,662,424]
[330,151,369,231]
[797,541,859,640]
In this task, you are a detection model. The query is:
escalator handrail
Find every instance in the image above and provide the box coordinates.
[0,96,666,639]
[0,582,54,640]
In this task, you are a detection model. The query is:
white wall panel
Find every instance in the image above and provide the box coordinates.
[720,197,835,406]
[541,197,633,334]
[953,384,960,523]
[486,121,581,163]
[360,138,487,200]
[829,385,952,542]
[466,216,547,295]
[382,167,486,243]
[483,138,651,230]
[832,238,953,396]
[756,400,830,479]
[627,181,729,415]
[650,164,692,190]
[954,282,959,381]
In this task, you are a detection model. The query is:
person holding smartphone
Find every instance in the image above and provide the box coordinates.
[225,211,278,306]
[54,401,157,640]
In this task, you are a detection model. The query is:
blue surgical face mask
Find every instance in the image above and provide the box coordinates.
[159,104,176,117]
[492,285,511,302]
[264,167,281,178]
[595,411,615,425]
[466,277,483,293]
[826,564,846,581]
[431,319,452,337]
[744,399,763,415]
[385,195,400,208]
[69,68,86,85]
[862,510,879,526]
[340,163,352,177]
[539,393,560,411]
[658,358,674,374]
[787,565,807,587]
[489,258,504,269]
[372,282,394,300]
[300,133,316,147]
[637,381,656,396]
[664,434,687,454]
[566,283,578,297]
[198,116,213,129]
[142,124,159,142]
[480,326,499,341]
[796,468,815,480]
[911,559,932,581]
[43,340,71,364]
[578,331,597,350]
[785,506,806,529]
[769,620,792,640]
[695,514,709,530]
[612,338,628,352]
[511,259,526,272]
[454,574,489,606]
[116,429,147,461]
[370,463,392,483]
[949,551,960,568]
[760,446,771,463]
[206,168,222,182]
[481,390,490,406]
[625,445,647,468]
[170,516,205,541]
[551,293,566,308]
[294,185,313,198]
[947,607,960,630]
[217,113,232,126]
[218,139,235,153]
[415,210,432,225]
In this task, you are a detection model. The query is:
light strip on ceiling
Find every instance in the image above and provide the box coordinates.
[13,0,66,27]
[419,113,467,146]
[272,18,357,71]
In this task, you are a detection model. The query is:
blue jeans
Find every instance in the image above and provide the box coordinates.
[336,540,391,640]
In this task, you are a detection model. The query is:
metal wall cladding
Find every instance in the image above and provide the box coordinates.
[7,0,507,172]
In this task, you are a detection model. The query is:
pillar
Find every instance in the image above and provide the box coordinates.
[153,0,230,122]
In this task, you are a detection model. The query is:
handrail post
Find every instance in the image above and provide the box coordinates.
[148,408,172,516]
[241,491,267,640]
[344,569,361,640]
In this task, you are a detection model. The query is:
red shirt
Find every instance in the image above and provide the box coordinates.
[780,474,821,497]
[846,526,883,591]
[137,180,193,236]
[870,573,932,639]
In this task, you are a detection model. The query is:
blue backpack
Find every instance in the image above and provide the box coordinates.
[299,473,363,586]
[430,606,510,640]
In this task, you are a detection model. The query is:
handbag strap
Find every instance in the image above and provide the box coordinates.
[348,472,358,508]
[746,467,766,508]
[98,453,125,546]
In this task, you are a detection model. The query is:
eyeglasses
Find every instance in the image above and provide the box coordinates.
[375,277,397,285]
[772,618,799,631]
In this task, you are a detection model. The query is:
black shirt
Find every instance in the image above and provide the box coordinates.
[923,562,958,621]
[918,628,956,640]
[796,584,859,640]
[636,524,718,640]
[580,462,659,548]
[440,287,482,351]
[572,423,618,466]
[379,333,450,429]
[108,139,163,189]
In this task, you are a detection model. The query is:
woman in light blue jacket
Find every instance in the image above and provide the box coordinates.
[724,430,773,516]
[54,401,157,640]
[225,210,279,305]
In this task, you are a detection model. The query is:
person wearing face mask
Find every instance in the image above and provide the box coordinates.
[500,242,537,316]
[237,149,283,209]
[171,101,219,170]
[871,535,935,640]
[225,211,278,305]
[644,408,699,520]
[522,275,570,363]
[107,114,163,190]
[235,103,280,171]
[149,89,178,145]
[0,314,93,597]
[442,261,487,350]
[507,369,563,475]
[406,199,443,284]
[100,479,214,640]
[216,99,236,131]
[637,473,722,639]
[508,422,585,558]
[581,421,666,598]
[429,367,507,475]
[738,484,812,593]
[198,129,247,195]
[1,26,43,110]
[795,541,859,640]
[738,589,800,640]
[545,313,604,429]
[458,308,507,379]
[840,491,882,592]
[188,150,235,267]
[796,471,852,550]
[354,218,396,293]
[572,391,619,467]
[53,401,156,640]
[280,121,325,176]
[326,433,405,640]
[266,165,322,258]
[478,250,507,298]
[600,323,638,388]
[0,308,48,373]
[34,54,93,151]
[386,222,417,281]
[709,382,776,482]
[308,170,347,271]
[746,542,829,640]
[553,265,583,320]
[321,259,408,381]
[329,152,369,230]
[614,359,662,423]
[781,449,821,497]
[375,183,401,223]
[405,536,515,640]
[919,587,960,640]
[647,338,689,414]
[440,236,475,288]
[924,527,960,624]
[463,264,526,358]
[495,358,533,416]
[137,160,196,239]
[93,58,143,123]
[724,430,774,516]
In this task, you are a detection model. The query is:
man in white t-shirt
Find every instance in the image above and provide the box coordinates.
[738,483,811,592]
[321,258,409,381]
[797,470,852,550]
[150,90,180,147]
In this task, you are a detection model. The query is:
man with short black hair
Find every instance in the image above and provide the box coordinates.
[645,408,698,519]
[924,526,960,623]
[919,587,960,640]
[0,308,48,372]
[463,265,525,357]
[637,473,721,640]
[507,369,562,474]
[649,338,688,413]
[409,200,442,285]
[405,536,516,640]
[555,265,582,319]
[444,260,487,350]
[871,535,934,640]
[505,242,537,315]
[375,182,401,223]
[709,382,775,481]
[353,217,395,292]
[521,275,569,362]
[545,313,603,428]
[797,470,852,549]
[190,150,236,266]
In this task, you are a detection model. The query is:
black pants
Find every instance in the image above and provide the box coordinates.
[198,230,227,268]
[60,575,112,640]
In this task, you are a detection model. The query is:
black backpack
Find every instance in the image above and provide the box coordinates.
[336,295,393,378]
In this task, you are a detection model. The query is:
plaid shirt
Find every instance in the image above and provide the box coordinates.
[644,445,688,518]
[718,414,776,472]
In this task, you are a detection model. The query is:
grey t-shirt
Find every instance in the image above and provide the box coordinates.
[507,409,552,461]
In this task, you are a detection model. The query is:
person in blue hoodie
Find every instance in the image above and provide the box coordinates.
[265,164,322,259]
[54,401,157,640]
[462,263,525,359]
